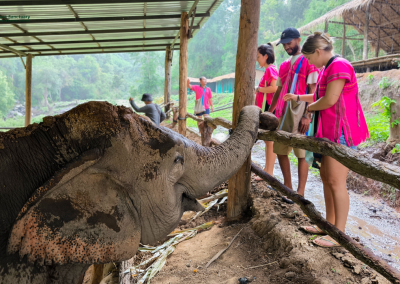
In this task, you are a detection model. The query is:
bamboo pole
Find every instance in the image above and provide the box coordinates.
[363,3,370,72]
[25,54,32,127]
[227,0,260,220]
[376,2,383,58]
[178,12,188,135]
[341,18,346,58]
[164,46,172,118]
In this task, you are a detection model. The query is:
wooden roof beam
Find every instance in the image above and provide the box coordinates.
[0,44,173,55]
[4,36,177,47]
[0,13,210,25]
[0,26,199,38]
[0,0,192,5]
[0,48,180,58]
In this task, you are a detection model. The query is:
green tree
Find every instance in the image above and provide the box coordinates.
[0,70,15,119]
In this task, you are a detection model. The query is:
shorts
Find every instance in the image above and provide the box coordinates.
[339,132,357,150]
[195,108,210,116]
[273,142,305,158]
[273,117,305,158]
[264,101,275,114]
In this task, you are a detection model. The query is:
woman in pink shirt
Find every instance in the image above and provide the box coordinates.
[254,43,278,179]
[283,32,369,248]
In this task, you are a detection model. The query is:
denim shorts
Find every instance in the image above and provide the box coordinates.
[339,132,357,150]
[195,108,210,116]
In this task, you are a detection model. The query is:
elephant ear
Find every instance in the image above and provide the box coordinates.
[7,154,140,265]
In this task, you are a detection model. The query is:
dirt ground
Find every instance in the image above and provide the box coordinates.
[141,125,390,284]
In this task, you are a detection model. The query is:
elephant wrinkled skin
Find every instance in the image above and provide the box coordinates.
[0,101,260,284]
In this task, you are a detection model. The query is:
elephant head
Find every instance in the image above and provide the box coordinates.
[0,101,261,275]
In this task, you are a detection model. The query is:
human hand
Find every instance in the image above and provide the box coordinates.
[299,116,310,134]
[211,106,214,112]
[283,93,296,102]
[187,78,190,85]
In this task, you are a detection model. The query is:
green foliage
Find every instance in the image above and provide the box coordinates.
[392,144,400,154]
[0,70,15,118]
[367,74,374,85]
[372,96,396,119]
[378,77,391,89]
[365,114,390,142]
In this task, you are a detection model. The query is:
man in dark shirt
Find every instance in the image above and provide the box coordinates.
[129,93,166,126]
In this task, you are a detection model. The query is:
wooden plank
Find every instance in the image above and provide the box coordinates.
[178,12,188,136]
[0,0,191,5]
[164,46,172,118]
[227,0,260,221]
[25,54,32,127]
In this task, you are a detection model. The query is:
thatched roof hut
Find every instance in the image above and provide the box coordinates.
[298,0,400,55]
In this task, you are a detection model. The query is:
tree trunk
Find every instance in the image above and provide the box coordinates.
[388,94,400,143]
[227,0,260,220]
[25,54,32,127]
[164,47,172,118]
[178,12,188,136]
[198,120,215,146]
[44,86,50,110]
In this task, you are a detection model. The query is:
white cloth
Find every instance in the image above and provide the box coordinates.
[276,54,318,88]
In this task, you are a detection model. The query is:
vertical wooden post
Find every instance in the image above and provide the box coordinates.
[164,46,172,118]
[178,12,189,136]
[25,53,32,127]
[227,0,260,220]
[324,19,329,33]
[341,20,346,58]
[363,3,370,61]
[376,3,382,58]
[388,94,400,143]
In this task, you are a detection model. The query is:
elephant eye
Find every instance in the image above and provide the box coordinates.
[174,156,184,165]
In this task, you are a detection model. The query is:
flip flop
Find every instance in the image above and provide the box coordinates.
[267,185,277,192]
[313,236,341,248]
[301,225,325,235]
[281,196,294,204]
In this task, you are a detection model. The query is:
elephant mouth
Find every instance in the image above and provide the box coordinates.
[180,186,205,213]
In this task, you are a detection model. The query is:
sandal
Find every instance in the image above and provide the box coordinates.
[313,236,341,248]
[301,225,325,235]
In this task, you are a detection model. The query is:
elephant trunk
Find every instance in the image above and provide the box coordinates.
[182,105,260,198]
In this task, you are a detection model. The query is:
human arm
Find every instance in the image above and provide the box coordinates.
[209,98,214,112]
[129,98,152,113]
[256,79,278,95]
[283,94,315,103]
[307,79,346,112]
[187,79,193,91]
[267,86,282,113]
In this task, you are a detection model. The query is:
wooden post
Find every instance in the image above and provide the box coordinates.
[376,3,382,58]
[227,0,260,220]
[324,19,329,33]
[25,53,32,127]
[388,94,400,143]
[178,12,189,136]
[341,19,346,58]
[164,46,172,118]
[363,3,370,61]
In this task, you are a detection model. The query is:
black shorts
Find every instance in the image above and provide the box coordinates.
[264,102,275,114]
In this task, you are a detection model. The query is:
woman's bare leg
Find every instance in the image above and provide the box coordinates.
[265,141,276,176]
[320,157,336,225]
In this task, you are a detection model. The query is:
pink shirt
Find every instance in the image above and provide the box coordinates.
[191,85,213,109]
[275,55,319,118]
[255,65,278,108]
[313,57,369,146]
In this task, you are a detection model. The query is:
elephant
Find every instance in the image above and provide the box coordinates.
[0,101,263,284]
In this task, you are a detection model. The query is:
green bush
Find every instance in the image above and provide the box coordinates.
[367,74,374,85]
[378,77,391,89]
[365,114,389,142]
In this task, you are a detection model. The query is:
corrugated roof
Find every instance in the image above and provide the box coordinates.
[0,0,223,58]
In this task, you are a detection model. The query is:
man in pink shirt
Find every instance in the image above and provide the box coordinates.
[187,77,214,118]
